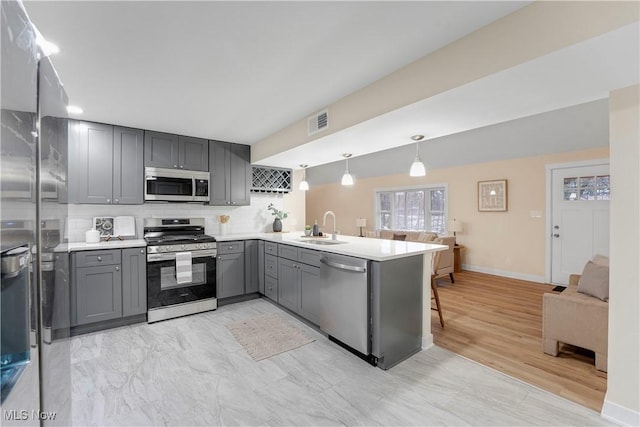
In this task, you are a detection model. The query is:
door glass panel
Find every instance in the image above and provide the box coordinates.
[596,175,611,200]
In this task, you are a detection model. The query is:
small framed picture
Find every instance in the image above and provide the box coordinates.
[478,179,508,212]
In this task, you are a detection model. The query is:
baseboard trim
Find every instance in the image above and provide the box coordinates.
[461,264,545,284]
[601,396,640,426]
[422,333,434,350]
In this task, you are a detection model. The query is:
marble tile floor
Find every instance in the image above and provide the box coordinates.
[70,299,612,426]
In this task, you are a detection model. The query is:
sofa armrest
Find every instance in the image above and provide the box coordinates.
[569,274,581,287]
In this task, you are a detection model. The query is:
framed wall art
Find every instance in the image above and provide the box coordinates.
[478,179,508,212]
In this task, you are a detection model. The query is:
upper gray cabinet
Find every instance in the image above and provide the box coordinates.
[144,131,208,171]
[209,141,250,206]
[68,121,143,204]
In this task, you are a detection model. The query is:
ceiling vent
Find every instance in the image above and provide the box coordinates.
[307,109,328,136]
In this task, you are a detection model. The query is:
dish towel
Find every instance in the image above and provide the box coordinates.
[175,252,192,284]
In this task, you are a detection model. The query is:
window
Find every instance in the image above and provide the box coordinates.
[563,175,610,201]
[376,186,447,234]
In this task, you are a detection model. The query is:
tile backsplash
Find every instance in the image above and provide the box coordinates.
[64,194,287,242]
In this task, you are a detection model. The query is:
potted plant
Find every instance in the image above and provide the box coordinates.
[304,224,312,236]
[267,203,288,232]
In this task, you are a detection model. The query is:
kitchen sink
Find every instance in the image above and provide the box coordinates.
[298,239,348,245]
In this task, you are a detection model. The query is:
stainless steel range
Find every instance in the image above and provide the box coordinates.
[144,218,217,323]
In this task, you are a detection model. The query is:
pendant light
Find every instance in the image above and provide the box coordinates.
[341,153,354,186]
[299,164,309,191]
[409,135,426,177]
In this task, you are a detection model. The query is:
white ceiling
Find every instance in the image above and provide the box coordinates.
[23,1,530,146]
[261,22,639,169]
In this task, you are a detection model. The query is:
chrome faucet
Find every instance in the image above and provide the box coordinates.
[323,210,338,240]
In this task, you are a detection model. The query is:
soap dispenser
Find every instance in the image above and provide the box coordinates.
[312,220,319,236]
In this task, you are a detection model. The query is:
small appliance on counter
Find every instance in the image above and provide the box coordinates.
[144,218,217,323]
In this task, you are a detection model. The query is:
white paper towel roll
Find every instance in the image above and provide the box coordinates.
[85,229,100,243]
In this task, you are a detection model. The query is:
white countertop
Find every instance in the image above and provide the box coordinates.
[214,231,446,262]
[55,239,147,253]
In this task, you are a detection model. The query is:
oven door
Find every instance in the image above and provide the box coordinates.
[146,250,216,310]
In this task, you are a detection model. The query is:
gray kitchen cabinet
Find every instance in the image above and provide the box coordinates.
[122,248,147,317]
[217,252,245,298]
[277,258,299,313]
[299,263,321,325]
[144,131,208,171]
[258,240,265,294]
[208,140,251,206]
[68,121,143,204]
[179,136,209,171]
[244,240,259,294]
[264,275,278,301]
[113,126,144,204]
[74,263,123,326]
[71,247,146,329]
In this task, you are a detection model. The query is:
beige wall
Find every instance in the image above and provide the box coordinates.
[306,147,608,281]
[252,1,637,163]
[605,84,639,424]
[282,169,306,231]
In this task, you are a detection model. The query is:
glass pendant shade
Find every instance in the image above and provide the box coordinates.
[409,156,426,177]
[299,179,309,191]
[409,136,426,177]
[341,154,354,186]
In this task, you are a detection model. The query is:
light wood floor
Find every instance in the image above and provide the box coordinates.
[431,271,607,412]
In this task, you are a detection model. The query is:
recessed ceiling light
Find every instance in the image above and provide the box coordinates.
[66,105,83,114]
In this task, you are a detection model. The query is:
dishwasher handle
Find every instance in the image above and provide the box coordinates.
[320,257,367,273]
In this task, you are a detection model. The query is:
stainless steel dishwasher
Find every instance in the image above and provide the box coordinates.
[319,253,370,355]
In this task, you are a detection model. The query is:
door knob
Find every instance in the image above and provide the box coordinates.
[553,234,560,238]
[554,225,560,230]
[97,256,102,261]
[115,266,119,271]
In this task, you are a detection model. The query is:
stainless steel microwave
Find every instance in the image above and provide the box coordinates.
[144,167,209,202]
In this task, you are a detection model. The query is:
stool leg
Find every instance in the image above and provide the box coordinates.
[431,277,444,327]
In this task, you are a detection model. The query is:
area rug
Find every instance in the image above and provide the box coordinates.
[226,313,315,361]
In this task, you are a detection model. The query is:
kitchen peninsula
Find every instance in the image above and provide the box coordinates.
[217,232,446,369]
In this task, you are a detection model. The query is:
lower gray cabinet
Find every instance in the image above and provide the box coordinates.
[244,240,259,294]
[277,258,299,313]
[75,264,123,326]
[217,252,245,298]
[258,241,265,294]
[71,247,146,328]
[122,248,147,317]
[299,264,321,325]
[264,275,278,301]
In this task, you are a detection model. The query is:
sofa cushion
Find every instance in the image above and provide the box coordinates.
[591,254,609,267]
[577,261,609,301]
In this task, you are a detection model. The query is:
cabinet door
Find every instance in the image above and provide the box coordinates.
[244,240,259,294]
[265,275,278,301]
[75,264,122,325]
[179,136,209,171]
[299,264,321,325]
[208,140,230,205]
[217,252,245,298]
[144,131,179,169]
[70,121,114,204]
[122,248,147,317]
[229,143,251,206]
[277,258,299,313]
[258,241,265,294]
[113,126,144,204]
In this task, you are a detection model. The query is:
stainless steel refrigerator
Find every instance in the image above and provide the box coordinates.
[1,1,72,425]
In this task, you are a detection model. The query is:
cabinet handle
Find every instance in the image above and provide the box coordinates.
[140,249,144,254]
[106,199,110,203]
[97,256,102,262]
[180,165,184,169]
[115,266,119,271]
[114,198,119,203]
[173,164,178,168]
[232,201,236,205]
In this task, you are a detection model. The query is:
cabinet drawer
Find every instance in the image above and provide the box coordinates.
[217,241,244,254]
[264,242,278,256]
[265,254,278,279]
[73,249,121,267]
[278,244,299,261]
[264,275,278,301]
[299,248,321,268]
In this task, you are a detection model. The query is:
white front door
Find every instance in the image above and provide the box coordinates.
[550,163,610,285]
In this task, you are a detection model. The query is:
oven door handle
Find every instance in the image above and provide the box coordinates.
[147,250,217,262]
